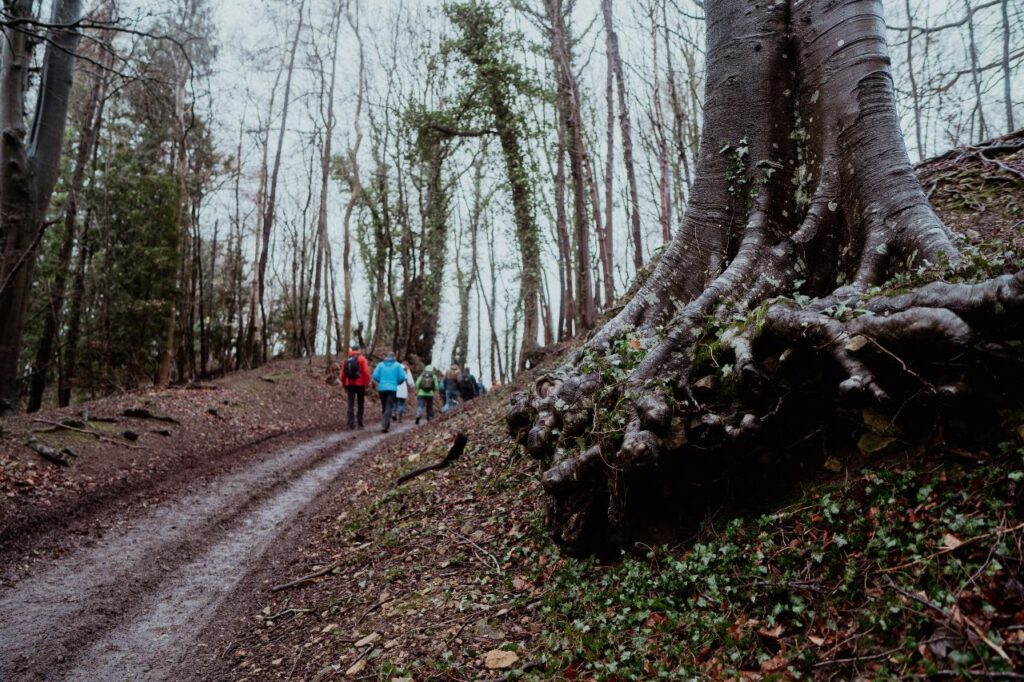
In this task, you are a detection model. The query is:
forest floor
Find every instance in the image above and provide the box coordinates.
[0,134,1021,682]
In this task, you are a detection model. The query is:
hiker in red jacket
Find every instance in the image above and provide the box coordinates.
[340,345,371,429]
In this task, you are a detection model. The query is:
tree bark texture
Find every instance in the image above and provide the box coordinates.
[505,0,1016,556]
[0,0,84,415]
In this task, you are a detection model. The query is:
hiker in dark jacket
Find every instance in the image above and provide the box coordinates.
[459,366,479,402]
[372,352,406,433]
[341,346,371,429]
[443,364,462,412]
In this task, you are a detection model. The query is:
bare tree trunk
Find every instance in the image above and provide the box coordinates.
[545,0,596,331]
[553,109,575,340]
[309,0,344,357]
[248,0,305,366]
[603,45,616,304]
[601,0,643,274]
[904,0,923,158]
[962,0,988,141]
[452,154,485,367]
[1000,0,1015,132]
[157,71,192,386]
[341,5,366,354]
[60,208,93,408]
[651,17,672,245]
[0,0,84,415]
[477,215,504,385]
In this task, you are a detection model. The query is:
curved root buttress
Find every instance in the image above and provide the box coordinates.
[508,0,1024,555]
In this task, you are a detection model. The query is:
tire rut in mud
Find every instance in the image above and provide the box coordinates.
[0,424,408,681]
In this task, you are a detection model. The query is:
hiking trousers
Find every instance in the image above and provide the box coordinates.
[416,395,434,422]
[444,388,459,412]
[346,386,366,428]
[379,391,396,432]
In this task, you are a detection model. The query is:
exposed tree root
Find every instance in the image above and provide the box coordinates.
[510,270,1024,554]
[508,0,1022,555]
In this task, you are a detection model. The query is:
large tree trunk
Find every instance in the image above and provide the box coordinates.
[507,0,1024,556]
[0,0,83,415]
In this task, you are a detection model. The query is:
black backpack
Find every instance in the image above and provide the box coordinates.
[419,372,435,391]
[459,374,476,397]
[343,356,361,380]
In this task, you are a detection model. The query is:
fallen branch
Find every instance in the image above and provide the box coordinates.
[270,563,339,593]
[25,440,74,466]
[448,529,503,576]
[121,407,180,424]
[391,433,469,488]
[266,607,314,621]
[31,418,146,449]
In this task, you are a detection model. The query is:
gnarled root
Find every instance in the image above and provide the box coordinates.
[509,271,1024,554]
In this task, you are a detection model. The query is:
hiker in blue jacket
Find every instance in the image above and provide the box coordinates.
[372,352,406,433]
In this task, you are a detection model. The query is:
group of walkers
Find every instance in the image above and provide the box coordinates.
[340,346,486,433]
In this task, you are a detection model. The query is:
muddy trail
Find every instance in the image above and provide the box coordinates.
[0,421,410,681]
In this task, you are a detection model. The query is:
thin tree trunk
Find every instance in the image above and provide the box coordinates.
[962,0,987,141]
[60,207,93,408]
[1000,0,1015,132]
[603,44,616,304]
[601,0,643,274]
[554,109,575,340]
[342,5,366,354]
[546,0,595,330]
[249,0,305,366]
[651,11,672,244]
[309,0,344,357]
[904,0,923,157]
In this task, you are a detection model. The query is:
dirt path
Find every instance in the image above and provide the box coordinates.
[0,422,409,681]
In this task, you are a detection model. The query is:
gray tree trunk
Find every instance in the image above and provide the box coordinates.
[0,0,84,415]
